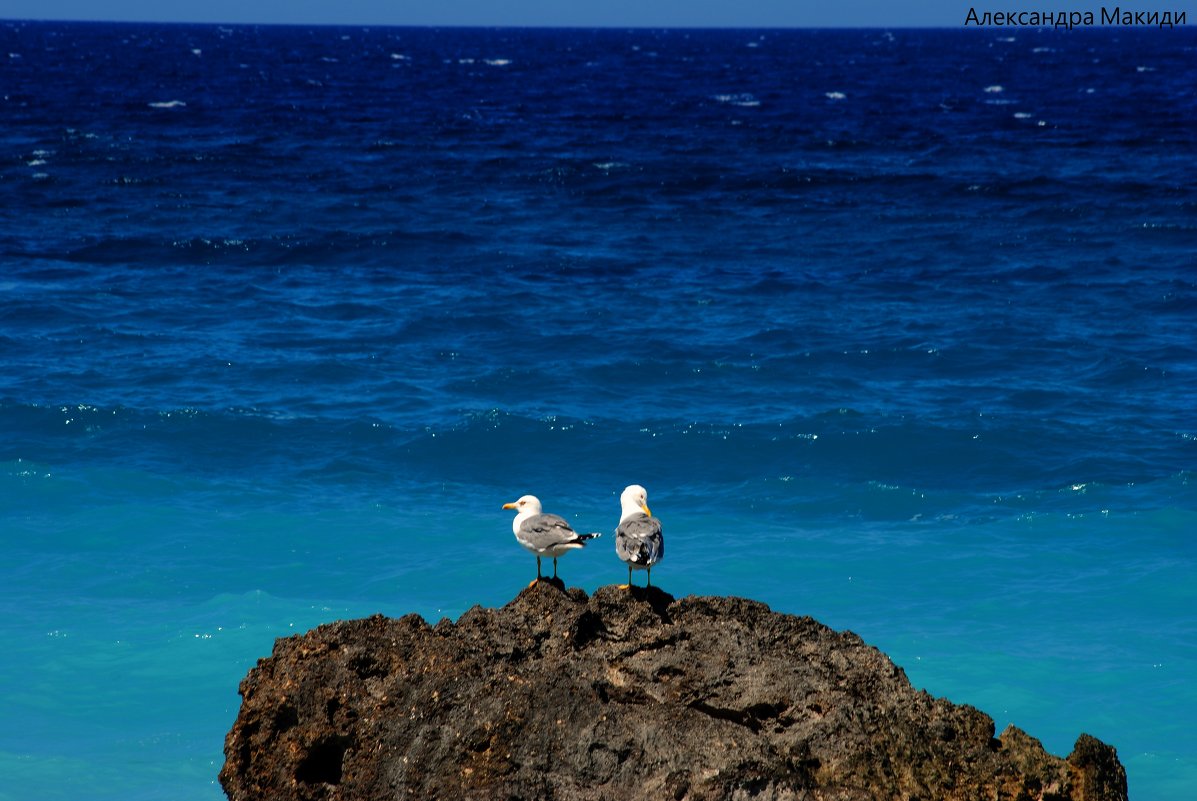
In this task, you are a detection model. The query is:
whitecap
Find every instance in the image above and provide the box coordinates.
[148,100,186,109]
[712,93,760,107]
[825,91,846,100]
[593,162,627,171]
[27,158,47,166]
[320,57,339,63]
[1136,65,1155,73]
[458,58,475,64]
[485,58,511,66]
[746,41,759,48]
[191,48,202,56]
[1013,112,1033,119]
[984,85,1004,93]
[390,53,409,60]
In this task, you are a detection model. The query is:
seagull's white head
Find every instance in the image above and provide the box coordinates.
[619,484,651,521]
[503,494,543,516]
[504,495,543,535]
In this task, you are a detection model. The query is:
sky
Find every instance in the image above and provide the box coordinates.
[0,0,969,29]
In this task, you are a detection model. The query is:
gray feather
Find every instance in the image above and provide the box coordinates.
[517,513,596,553]
[614,513,664,567]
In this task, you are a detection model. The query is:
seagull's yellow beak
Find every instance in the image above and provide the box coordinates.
[502,502,518,510]
[641,503,652,517]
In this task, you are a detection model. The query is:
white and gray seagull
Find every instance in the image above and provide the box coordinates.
[615,484,664,588]
[502,495,600,586]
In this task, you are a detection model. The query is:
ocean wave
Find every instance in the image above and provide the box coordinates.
[3,401,1186,510]
[49,228,481,267]
[711,92,760,107]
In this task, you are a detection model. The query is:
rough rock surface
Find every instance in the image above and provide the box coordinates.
[220,582,1127,801]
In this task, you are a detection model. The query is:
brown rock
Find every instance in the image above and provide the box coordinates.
[220,581,1128,801]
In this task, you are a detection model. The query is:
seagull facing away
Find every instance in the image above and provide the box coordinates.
[502,495,600,586]
[615,484,664,589]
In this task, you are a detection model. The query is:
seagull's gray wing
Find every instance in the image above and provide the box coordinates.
[518,513,588,553]
[615,513,663,567]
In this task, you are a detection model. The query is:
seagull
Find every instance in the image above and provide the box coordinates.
[615,484,664,588]
[502,495,600,585]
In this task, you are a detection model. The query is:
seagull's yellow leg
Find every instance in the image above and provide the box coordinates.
[527,556,542,588]
[618,564,633,590]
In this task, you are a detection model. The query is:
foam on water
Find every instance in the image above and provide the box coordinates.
[712,92,761,106]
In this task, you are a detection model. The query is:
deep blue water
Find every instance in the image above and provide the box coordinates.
[1,20,1195,801]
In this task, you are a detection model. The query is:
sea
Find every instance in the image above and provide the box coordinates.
[0,20,1194,801]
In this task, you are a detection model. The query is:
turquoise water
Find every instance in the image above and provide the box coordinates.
[3,462,1193,799]
[2,21,1196,800]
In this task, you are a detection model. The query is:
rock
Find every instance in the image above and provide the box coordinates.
[220,582,1127,801]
